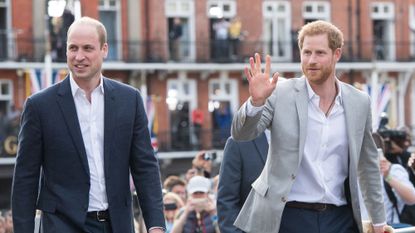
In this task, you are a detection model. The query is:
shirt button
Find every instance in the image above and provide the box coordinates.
[281,197,287,203]
[291,174,296,180]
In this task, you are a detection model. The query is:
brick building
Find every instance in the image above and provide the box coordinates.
[0,0,414,207]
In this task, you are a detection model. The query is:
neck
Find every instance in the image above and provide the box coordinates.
[309,77,337,100]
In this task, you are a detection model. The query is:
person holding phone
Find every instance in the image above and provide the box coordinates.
[171,176,220,233]
[163,192,185,233]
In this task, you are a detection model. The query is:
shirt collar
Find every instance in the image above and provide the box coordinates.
[69,73,105,97]
[305,78,343,105]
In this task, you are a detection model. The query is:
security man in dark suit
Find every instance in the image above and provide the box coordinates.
[217,132,268,233]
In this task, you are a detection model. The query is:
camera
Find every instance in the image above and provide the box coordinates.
[203,152,217,161]
[377,114,407,142]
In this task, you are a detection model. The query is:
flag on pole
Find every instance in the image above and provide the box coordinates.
[361,82,392,130]
[27,68,64,95]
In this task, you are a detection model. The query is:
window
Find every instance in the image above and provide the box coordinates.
[410,5,415,57]
[166,74,197,150]
[302,1,330,21]
[263,1,292,61]
[165,0,195,61]
[207,0,236,18]
[371,2,395,60]
[99,0,121,60]
[371,2,394,19]
[208,74,238,148]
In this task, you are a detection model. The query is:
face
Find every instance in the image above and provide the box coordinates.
[171,184,187,202]
[163,197,179,221]
[66,23,108,83]
[300,34,341,85]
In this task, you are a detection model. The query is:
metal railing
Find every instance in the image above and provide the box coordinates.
[4,37,415,63]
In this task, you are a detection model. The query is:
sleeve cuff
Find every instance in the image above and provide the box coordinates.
[246,98,264,117]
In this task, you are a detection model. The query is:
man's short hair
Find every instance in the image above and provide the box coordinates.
[163,175,186,191]
[67,16,107,48]
[297,20,344,52]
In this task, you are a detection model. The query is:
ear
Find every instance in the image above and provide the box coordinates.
[102,43,109,59]
[334,48,342,62]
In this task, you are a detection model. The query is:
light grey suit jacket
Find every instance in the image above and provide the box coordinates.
[231,77,385,233]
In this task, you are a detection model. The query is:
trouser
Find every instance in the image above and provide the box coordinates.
[279,203,359,233]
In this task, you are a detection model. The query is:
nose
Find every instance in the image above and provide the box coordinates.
[74,51,85,61]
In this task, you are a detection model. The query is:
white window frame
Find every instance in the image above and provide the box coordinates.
[166,72,197,112]
[0,79,12,102]
[302,1,330,21]
[165,0,196,60]
[262,1,292,61]
[371,2,394,19]
[98,0,122,60]
[0,0,14,60]
[207,0,236,18]
[208,72,238,114]
[370,2,396,61]
[410,5,415,57]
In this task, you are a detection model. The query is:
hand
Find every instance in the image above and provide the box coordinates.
[379,157,391,177]
[373,224,394,233]
[408,153,415,170]
[244,53,279,106]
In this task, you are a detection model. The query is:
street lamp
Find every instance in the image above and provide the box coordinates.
[45,0,66,86]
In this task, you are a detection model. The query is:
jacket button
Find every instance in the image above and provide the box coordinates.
[291,174,296,180]
[281,197,287,202]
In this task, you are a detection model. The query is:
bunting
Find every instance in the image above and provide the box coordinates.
[26,69,65,95]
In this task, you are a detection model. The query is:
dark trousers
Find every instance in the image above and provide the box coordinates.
[85,216,113,233]
[279,205,359,233]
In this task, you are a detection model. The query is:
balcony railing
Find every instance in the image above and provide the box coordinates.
[5,37,415,63]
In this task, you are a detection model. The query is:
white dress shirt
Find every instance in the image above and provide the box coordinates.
[247,79,349,206]
[70,75,108,211]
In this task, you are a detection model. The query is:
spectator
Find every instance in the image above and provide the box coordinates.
[212,18,230,62]
[171,176,219,233]
[217,132,268,233]
[164,192,185,233]
[169,17,183,61]
[228,17,242,60]
[164,175,187,203]
[187,151,213,180]
[370,133,415,228]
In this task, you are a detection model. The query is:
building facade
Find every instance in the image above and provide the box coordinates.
[0,0,414,207]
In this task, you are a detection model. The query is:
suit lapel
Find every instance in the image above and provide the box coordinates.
[56,77,90,176]
[294,77,308,167]
[253,133,268,164]
[103,78,116,175]
[341,83,358,172]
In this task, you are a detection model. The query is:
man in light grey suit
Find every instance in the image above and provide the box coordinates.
[231,20,388,233]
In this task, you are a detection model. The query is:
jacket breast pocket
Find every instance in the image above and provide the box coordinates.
[251,179,269,197]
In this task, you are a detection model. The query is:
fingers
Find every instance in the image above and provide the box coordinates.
[244,67,252,82]
[264,55,271,76]
[255,53,261,73]
[271,72,279,85]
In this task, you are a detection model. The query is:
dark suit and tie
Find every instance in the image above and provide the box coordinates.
[12,17,165,233]
[217,133,268,233]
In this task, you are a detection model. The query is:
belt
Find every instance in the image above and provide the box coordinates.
[87,210,110,222]
[285,201,337,212]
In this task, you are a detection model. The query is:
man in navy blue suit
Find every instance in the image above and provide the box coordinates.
[217,132,268,233]
[12,17,165,233]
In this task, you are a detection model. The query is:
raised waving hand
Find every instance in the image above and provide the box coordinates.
[244,53,279,107]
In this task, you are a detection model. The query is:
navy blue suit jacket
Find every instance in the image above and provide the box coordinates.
[12,77,165,233]
[217,133,268,233]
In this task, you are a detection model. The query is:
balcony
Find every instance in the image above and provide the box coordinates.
[3,36,415,64]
